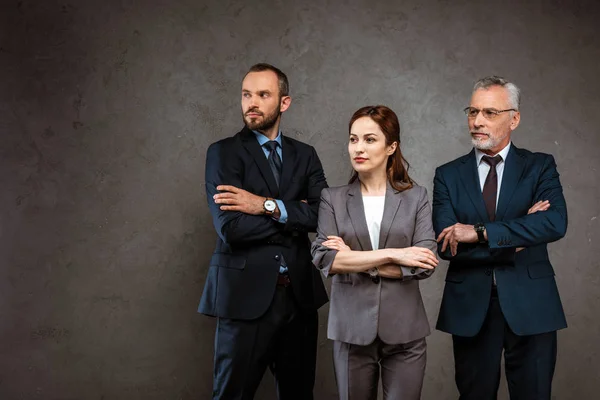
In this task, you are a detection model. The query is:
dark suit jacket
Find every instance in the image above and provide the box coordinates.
[311,182,437,345]
[199,127,329,320]
[433,144,568,337]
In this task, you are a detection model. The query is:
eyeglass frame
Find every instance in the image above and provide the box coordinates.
[463,107,518,120]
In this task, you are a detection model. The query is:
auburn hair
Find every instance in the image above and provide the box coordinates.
[348,105,413,192]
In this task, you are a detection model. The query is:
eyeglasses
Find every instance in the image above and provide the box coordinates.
[463,107,517,120]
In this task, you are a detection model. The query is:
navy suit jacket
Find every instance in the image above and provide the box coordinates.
[433,145,568,337]
[199,127,329,320]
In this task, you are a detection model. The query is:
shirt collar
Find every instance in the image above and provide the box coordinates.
[253,130,282,147]
[475,141,512,166]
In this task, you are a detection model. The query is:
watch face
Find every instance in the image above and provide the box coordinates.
[264,200,277,212]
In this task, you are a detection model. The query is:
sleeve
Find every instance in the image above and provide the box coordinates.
[282,146,328,233]
[432,166,515,265]
[205,141,284,244]
[485,154,567,248]
[401,187,437,280]
[311,188,339,277]
[275,200,287,224]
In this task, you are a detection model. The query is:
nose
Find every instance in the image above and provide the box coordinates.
[354,141,365,154]
[473,110,486,127]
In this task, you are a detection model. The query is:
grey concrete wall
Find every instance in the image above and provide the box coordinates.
[1,0,599,399]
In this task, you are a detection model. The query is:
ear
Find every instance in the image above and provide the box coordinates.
[510,111,521,131]
[387,141,398,155]
[279,96,292,113]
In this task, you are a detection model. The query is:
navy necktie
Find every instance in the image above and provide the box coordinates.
[482,155,503,221]
[263,141,282,186]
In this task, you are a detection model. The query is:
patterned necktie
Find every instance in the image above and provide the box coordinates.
[263,141,282,186]
[482,155,503,221]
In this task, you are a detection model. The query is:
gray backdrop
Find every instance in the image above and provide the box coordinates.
[1,0,599,399]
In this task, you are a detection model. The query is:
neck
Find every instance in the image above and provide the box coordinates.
[257,121,281,141]
[358,171,388,196]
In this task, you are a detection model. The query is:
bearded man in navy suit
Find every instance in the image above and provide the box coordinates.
[433,76,568,400]
[200,63,328,399]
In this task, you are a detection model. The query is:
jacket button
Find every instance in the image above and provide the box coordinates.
[485,269,492,276]
[274,255,280,261]
[410,268,416,274]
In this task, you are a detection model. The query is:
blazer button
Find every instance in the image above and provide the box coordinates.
[485,269,492,276]
[274,255,281,261]
[410,268,416,274]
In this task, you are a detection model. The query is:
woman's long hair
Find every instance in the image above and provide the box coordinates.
[348,105,414,192]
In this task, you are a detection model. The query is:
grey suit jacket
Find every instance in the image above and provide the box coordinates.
[311,181,437,345]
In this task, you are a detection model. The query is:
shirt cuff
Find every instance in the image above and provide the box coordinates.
[274,200,287,224]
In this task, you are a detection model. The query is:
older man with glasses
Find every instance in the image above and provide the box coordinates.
[432,76,568,399]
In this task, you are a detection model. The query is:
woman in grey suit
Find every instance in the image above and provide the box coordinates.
[311,105,439,400]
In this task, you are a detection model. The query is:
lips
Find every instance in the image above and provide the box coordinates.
[353,157,367,163]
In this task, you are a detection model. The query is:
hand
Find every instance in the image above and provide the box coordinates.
[214,185,265,215]
[322,235,351,251]
[378,263,404,279]
[390,247,439,269]
[516,200,551,252]
[437,223,478,256]
[528,200,550,214]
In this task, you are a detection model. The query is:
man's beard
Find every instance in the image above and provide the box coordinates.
[243,105,280,131]
[470,132,507,151]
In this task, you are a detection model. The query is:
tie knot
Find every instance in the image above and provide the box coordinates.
[482,155,502,167]
[263,140,279,151]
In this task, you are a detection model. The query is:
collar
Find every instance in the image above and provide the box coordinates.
[253,130,282,147]
[475,141,512,166]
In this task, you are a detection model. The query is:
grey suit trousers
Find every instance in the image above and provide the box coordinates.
[333,337,427,400]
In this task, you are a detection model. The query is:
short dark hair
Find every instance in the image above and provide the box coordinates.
[245,63,290,97]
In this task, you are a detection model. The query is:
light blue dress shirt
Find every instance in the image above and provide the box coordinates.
[253,130,288,274]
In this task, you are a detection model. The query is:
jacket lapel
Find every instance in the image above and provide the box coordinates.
[239,127,279,197]
[457,149,489,222]
[278,135,296,195]
[495,145,526,221]
[378,181,402,249]
[346,181,372,251]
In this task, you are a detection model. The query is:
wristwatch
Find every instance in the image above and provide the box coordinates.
[263,198,277,216]
[474,222,486,244]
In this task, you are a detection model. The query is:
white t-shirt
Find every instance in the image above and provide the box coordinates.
[362,195,386,250]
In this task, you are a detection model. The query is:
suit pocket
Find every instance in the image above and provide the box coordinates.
[210,253,246,270]
[527,261,555,279]
[445,268,464,283]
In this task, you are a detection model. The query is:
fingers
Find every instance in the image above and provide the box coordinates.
[528,200,550,214]
[450,239,458,256]
[437,227,451,243]
[322,242,345,251]
[219,205,242,211]
[441,230,452,253]
[216,185,240,193]
[406,247,439,268]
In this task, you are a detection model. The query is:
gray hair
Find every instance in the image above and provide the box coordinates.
[473,76,521,110]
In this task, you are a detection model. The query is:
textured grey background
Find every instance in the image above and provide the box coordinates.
[1,0,599,399]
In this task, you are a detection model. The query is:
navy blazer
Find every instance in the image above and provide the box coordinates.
[199,127,329,320]
[433,145,568,337]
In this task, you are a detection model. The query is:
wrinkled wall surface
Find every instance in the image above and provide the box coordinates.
[1,0,599,398]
